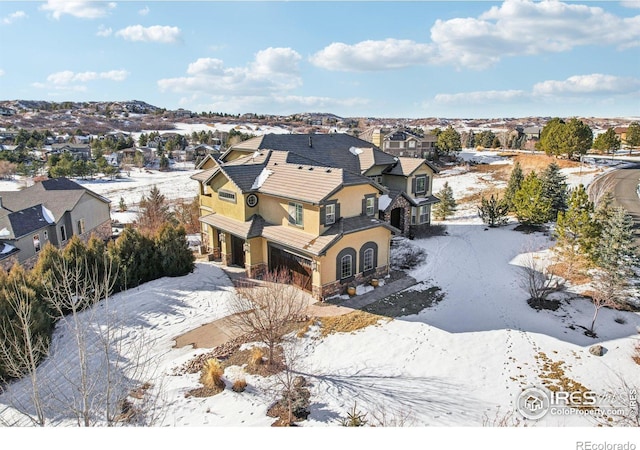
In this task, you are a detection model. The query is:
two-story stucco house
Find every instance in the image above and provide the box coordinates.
[0,178,112,270]
[192,134,438,299]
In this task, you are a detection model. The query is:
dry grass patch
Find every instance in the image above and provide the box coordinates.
[632,340,640,366]
[232,378,247,393]
[547,260,591,286]
[469,163,512,182]
[513,154,581,171]
[535,351,594,410]
[313,310,389,337]
[459,186,505,205]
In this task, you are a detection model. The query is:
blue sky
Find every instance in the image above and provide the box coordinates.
[1,0,639,119]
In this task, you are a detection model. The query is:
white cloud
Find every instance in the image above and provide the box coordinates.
[158,48,302,96]
[37,69,129,90]
[310,39,434,71]
[139,6,150,16]
[115,25,181,44]
[96,25,112,37]
[430,0,640,69]
[621,1,640,9]
[40,0,115,20]
[310,1,640,72]
[532,74,640,96]
[2,11,27,25]
[0,69,5,77]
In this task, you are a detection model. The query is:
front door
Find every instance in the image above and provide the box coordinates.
[390,207,403,230]
[231,235,246,267]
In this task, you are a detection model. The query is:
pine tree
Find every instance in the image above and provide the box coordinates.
[513,171,552,227]
[593,207,639,274]
[118,197,127,212]
[155,224,195,277]
[137,185,174,236]
[433,182,456,221]
[478,194,509,227]
[540,162,568,221]
[504,161,524,210]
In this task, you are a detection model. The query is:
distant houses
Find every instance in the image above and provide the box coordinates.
[0,178,112,270]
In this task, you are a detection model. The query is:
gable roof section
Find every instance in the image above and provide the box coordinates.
[385,157,439,176]
[0,177,110,225]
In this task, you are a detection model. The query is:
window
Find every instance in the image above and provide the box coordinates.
[363,248,374,272]
[218,190,236,203]
[365,196,375,216]
[288,202,303,227]
[33,235,41,253]
[340,255,353,280]
[359,242,378,274]
[60,225,67,242]
[409,140,416,148]
[415,175,427,194]
[325,204,335,225]
[419,205,429,224]
[77,218,85,234]
[336,247,356,281]
[43,231,48,241]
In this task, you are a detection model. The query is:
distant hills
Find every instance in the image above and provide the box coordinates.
[0,100,637,135]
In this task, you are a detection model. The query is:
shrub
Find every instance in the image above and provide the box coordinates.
[232,378,247,393]
[249,347,264,367]
[200,358,225,390]
[340,402,368,427]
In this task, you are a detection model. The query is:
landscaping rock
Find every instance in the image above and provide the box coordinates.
[589,345,605,356]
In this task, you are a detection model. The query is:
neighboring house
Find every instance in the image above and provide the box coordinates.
[0,178,112,270]
[191,133,438,299]
[48,143,92,161]
[381,129,437,159]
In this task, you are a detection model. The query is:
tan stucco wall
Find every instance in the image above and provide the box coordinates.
[257,194,320,235]
[209,175,244,221]
[317,226,391,285]
[325,184,379,220]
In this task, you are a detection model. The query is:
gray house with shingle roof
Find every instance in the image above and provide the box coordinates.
[0,178,112,269]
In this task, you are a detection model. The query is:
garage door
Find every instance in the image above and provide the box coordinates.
[268,246,312,292]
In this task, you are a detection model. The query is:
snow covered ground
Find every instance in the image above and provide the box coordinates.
[1,150,638,447]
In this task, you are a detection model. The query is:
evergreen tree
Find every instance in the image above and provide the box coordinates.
[593,207,639,274]
[118,197,127,212]
[540,162,568,221]
[108,228,159,290]
[504,161,524,210]
[433,182,456,221]
[137,185,175,236]
[435,126,461,157]
[554,185,598,272]
[513,171,552,227]
[478,194,509,227]
[625,122,640,155]
[154,224,195,277]
[593,128,621,154]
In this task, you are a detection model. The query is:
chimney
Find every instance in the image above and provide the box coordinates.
[0,196,3,209]
[308,135,312,148]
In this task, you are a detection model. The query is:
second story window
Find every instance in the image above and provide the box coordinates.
[288,202,303,227]
[325,204,335,225]
[415,175,427,194]
[218,190,236,203]
[77,218,85,234]
[365,197,375,216]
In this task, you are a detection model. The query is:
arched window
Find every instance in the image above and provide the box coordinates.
[336,247,356,281]
[359,241,378,275]
[341,255,353,280]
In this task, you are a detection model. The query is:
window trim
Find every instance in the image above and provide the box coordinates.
[340,254,353,280]
[364,195,376,217]
[415,175,427,194]
[218,189,237,203]
[288,202,304,227]
[363,248,374,272]
[336,247,356,282]
[77,218,85,235]
[419,205,429,224]
[359,241,378,275]
[325,203,335,225]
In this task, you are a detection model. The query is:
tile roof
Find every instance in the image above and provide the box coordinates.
[385,157,439,176]
[199,213,264,239]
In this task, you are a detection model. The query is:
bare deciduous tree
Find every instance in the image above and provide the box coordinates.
[517,252,559,308]
[228,269,308,367]
[587,269,627,337]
